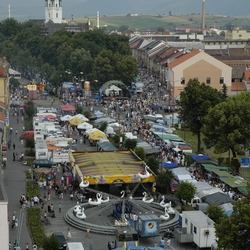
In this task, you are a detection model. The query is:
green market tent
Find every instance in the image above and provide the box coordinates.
[211,169,232,178]
[221,177,248,188]
[201,163,231,173]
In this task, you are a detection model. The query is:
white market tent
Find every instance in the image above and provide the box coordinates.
[104,85,122,96]
[9,68,21,79]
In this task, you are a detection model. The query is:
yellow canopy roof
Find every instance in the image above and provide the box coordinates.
[88,129,107,141]
[69,117,85,126]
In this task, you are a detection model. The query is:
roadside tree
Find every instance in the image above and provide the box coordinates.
[179,79,222,152]
[124,138,137,150]
[175,181,196,202]
[202,92,250,159]
[134,147,146,161]
[207,204,225,224]
[156,170,174,194]
[215,199,250,250]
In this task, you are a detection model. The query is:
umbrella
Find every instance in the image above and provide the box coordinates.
[69,117,85,126]
[192,154,210,161]
[94,110,104,117]
[77,122,93,130]
[60,115,73,121]
[43,115,56,119]
[88,129,107,141]
[163,161,178,169]
[72,114,89,121]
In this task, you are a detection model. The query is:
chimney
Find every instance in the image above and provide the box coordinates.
[202,0,205,29]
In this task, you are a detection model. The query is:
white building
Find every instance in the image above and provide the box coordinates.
[174,211,216,249]
[45,0,62,24]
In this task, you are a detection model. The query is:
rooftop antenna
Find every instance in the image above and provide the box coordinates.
[8,4,11,19]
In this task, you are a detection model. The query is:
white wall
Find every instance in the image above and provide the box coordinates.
[0,201,9,249]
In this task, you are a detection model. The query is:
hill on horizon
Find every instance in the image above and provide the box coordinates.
[0,0,250,21]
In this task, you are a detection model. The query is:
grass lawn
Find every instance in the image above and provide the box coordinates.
[175,128,230,162]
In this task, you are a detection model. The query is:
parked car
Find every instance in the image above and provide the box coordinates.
[53,232,67,250]
[33,159,57,168]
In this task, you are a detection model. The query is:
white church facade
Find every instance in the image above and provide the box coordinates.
[45,0,62,23]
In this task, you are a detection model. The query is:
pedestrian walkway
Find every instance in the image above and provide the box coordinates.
[3,109,32,248]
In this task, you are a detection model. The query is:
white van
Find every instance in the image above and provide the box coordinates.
[66,242,84,250]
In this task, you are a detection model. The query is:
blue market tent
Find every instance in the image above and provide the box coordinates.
[192,154,210,161]
[163,161,178,169]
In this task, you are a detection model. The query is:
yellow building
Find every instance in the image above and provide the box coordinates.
[167,49,232,99]
[226,28,250,40]
[0,57,10,107]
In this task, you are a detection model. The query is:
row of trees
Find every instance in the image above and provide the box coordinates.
[0,18,138,88]
[179,79,250,164]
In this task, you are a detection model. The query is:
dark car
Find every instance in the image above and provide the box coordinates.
[53,232,67,250]
[33,159,57,168]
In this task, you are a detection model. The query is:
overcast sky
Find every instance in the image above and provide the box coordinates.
[0,0,249,21]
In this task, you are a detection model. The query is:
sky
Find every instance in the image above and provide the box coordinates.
[0,0,249,21]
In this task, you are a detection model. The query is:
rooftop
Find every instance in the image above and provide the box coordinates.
[182,211,214,227]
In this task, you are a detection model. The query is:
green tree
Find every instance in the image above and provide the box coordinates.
[124,138,137,150]
[207,204,225,224]
[179,79,222,152]
[175,181,196,202]
[83,110,90,118]
[25,138,35,148]
[134,147,146,161]
[221,83,228,101]
[117,25,129,32]
[9,78,20,89]
[146,156,160,174]
[99,121,108,132]
[42,234,60,250]
[157,27,165,32]
[202,92,250,159]
[25,105,35,118]
[215,199,250,250]
[156,170,174,193]
[75,106,83,115]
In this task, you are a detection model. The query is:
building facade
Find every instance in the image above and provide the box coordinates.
[167,49,232,99]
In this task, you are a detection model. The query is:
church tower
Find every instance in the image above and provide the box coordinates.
[45,0,62,23]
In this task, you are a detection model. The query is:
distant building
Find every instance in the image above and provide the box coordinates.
[166,49,232,98]
[226,27,250,40]
[45,0,62,24]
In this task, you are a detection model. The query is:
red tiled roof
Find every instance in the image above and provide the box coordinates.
[0,67,4,76]
[168,49,201,69]
[231,82,247,91]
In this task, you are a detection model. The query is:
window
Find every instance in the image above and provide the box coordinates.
[181,77,185,84]
[56,13,58,18]
[220,77,224,84]
[206,77,211,84]
[185,218,188,225]
[194,226,197,234]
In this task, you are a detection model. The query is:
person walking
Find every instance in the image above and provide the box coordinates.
[25,242,29,250]
[166,238,171,249]
[59,203,61,213]
[160,238,165,248]
[13,143,16,150]
[86,228,90,238]
[67,228,72,240]
[13,152,16,161]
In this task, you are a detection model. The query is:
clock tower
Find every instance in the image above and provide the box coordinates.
[45,0,62,23]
